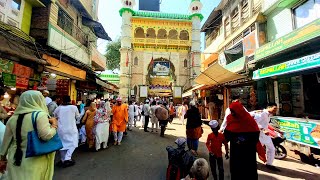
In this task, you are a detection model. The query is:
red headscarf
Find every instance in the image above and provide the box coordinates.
[226,102,259,133]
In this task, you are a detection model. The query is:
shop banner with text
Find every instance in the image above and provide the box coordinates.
[255,18,320,61]
[271,117,320,149]
[16,77,29,89]
[253,52,320,79]
[13,63,32,78]
[2,73,16,87]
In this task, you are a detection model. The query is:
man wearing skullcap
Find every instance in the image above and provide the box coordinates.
[206,120,229,180]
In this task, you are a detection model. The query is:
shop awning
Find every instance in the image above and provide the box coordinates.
[43,54,86,80]
[82,17,112,41]
[182,84,205,98]
[195,62,245,86]
[253,52,320,80]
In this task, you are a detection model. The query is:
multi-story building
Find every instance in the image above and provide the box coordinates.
[0,0,50,95]
[118,0,203,102]
[27,0,111,101]
[253,0,320,118]
[196,0,265,114]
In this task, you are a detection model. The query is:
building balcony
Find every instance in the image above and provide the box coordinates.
[91,47,106,71]
[133,38,191,47]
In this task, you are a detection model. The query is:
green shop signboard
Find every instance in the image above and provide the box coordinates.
[253,52,320,79]
[271,117,320,149]
[255,18,320,61]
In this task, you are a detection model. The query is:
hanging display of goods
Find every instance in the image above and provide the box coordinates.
[0,59,14,73]
[2,73,16,87]
[56,79,70,96]
[12,63,32,78]
[16,77,29,89]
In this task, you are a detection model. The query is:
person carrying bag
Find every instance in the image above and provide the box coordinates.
[0,90,60,180]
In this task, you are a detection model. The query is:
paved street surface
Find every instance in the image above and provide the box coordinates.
[54,119,320,180]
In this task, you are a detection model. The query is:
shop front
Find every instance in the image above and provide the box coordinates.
[0,24,49,116]
[42,54,86,103]
[253,18,320,150]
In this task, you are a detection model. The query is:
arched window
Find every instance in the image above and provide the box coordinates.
[134,27,145,38]
[180,30,189,40]
[134,57,138,65]
[133,85,138,95]
[184,59,188,67]
[146,28,156,38]
[157,29,167,39]
[168,29,178,39]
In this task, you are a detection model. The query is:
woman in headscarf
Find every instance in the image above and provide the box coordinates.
[185,101,203,155]
[224,102,260,180]
[82,102,97,150]
[54,96,80,168]
[94,101,111,151]
[0,90,58,179]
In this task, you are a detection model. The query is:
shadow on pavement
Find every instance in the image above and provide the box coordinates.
[258,162,320,180]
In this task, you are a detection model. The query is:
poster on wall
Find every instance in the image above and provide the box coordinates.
[153,61,170,76]
[140,86,148,98]
[243,31,257,56]
[173,86,182,98]
[271,117,320,149]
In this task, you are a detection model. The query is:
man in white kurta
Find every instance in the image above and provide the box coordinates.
[54,104,80,164]
[252,103,279,171]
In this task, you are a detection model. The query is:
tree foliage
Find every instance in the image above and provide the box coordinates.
[105,39,121,70]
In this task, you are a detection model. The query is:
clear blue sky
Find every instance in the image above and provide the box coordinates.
[97,0,219,54]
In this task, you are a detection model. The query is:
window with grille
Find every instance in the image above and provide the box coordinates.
[57,7,73,36]
[184,59,188,67]
[225,17,231,37]
[241,0,249,23]
[231,8,239,31]
[134,57,139,65]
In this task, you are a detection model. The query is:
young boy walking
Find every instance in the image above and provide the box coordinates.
[206,120,229,180]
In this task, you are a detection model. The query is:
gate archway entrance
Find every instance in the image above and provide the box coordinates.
[146,57,176,97]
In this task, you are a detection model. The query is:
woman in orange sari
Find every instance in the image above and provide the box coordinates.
[82,102,97,150]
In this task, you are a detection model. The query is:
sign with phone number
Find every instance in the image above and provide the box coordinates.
[270,117,320,149]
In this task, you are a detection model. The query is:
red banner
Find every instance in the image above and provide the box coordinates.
[12,63,32,78]
[16,77,29,89]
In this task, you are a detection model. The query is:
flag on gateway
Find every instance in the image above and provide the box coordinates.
[126,52,129,67]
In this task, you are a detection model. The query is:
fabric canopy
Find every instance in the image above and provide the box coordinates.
[195,62,245,85]
[182,84,205,98]
[82,17,112,41]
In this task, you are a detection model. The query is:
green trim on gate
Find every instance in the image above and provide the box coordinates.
[119,8,135,17]
[119,8,191,20]
[189,13,204,21]
[253,52,320,80]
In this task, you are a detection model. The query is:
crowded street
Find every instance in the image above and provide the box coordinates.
[53,119,320,180]
[1,0,320,179]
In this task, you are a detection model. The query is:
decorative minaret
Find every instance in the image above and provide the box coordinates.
[119,0,135,101]
[189,0,203,86]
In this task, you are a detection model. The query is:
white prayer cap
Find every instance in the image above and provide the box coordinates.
[175,137,186,146]
[145,99,149,103]
[43,90,49,94]
[189,100,196,106]
[209,120,219,129]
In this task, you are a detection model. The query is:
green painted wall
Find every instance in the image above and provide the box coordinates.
[21,1,32,35]
[266,7,293,42]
